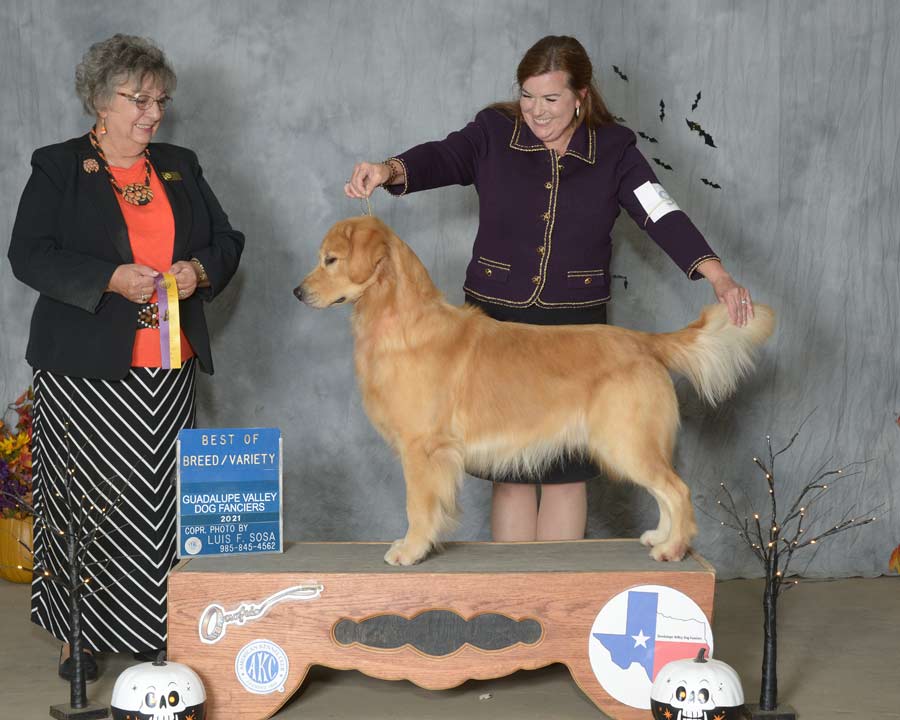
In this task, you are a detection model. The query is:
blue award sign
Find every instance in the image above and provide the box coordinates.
[176,428,283,558]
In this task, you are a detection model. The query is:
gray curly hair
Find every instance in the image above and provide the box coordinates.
[75,33,177,115]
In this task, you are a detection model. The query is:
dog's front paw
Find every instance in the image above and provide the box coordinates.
[384,538,430,566]
[640,528,667,547]
[649,541,689,562]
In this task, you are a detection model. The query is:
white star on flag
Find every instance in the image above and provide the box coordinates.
[632,629,650,648]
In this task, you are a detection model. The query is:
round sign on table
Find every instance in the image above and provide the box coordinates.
[587,584,713,710]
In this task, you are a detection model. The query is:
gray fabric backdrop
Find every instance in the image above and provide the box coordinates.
[1,0,897,578]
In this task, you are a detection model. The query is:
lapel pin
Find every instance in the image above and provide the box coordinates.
[83,158,100,173]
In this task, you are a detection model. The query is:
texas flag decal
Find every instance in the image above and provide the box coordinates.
[588,585,713,709]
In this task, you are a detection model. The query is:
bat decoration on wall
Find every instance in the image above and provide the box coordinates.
[614,115,627,123]
[686,119,717,147]
[691,91,702,111]
[659,99,666,122]
[638,131,659,143]
[701,178,722,189]
[652,157,674,171]
[612,65,629,81]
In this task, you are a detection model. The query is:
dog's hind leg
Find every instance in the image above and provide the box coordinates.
[587,376,696,561]
[598,443,696,561]
[643,468,697,562]
[639,488,672,549]
[384,440,464,566]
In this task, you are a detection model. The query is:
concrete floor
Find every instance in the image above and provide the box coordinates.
[3,577,898,719]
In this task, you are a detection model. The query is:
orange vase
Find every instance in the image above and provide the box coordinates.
[0,516,34,583]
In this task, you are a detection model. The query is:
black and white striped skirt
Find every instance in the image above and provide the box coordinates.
[30,359,196,652]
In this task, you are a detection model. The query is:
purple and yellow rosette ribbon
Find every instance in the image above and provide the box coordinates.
[155,272,182,370]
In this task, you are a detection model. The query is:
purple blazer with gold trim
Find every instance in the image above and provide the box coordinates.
[387,108,718,309]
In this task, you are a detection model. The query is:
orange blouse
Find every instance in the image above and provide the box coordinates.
[110,160,194,367]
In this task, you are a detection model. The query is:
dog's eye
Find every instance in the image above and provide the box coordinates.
[324,256,337,266]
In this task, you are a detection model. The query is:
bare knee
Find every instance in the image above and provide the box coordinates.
[491,483,538,542]
[537,482,587,541]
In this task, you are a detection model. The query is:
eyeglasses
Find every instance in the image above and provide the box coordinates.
[116,92,172,112]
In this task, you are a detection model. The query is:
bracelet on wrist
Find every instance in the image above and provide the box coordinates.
[190,257,208,284]
[381,159,398,187]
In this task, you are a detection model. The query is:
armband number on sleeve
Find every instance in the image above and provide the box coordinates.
[633,181,681,224]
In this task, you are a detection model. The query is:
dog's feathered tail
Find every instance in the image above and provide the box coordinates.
[649,303,775,406]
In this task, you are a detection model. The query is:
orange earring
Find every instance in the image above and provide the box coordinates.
[99,117,107,135]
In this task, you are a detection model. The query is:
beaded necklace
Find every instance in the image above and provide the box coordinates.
[88,128,154,206]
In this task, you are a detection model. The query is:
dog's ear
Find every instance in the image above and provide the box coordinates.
[347,222,389,284]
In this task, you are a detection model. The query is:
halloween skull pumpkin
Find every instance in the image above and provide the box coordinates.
[111,654,206,720]
[651,648,747,720]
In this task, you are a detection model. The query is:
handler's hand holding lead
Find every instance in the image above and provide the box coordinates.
[344,161,390,199]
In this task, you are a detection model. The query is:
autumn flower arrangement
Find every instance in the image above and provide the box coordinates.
[0,388,33,518]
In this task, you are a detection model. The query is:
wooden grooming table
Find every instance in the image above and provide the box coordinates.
[168,540,715,718]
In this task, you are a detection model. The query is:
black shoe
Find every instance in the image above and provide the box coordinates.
[132,648,166,663]
[58,650,98,683]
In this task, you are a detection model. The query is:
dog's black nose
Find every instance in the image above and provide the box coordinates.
[293,285,304,302]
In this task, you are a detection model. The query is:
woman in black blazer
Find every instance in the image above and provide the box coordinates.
[7,34,243,679]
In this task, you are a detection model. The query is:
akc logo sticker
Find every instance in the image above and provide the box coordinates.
[235,639,289,694]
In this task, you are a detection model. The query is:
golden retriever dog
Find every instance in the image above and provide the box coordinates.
[295,216,775,566]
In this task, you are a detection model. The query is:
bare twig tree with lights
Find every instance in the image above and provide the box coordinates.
[715,414,879,718]
[2,424,133,720]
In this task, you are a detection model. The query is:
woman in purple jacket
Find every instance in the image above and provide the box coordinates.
[345,35,753,544]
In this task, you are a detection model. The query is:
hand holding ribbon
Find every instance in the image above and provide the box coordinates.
[168,260,198,300]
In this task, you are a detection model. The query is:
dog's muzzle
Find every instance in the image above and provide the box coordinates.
[293,284,345,307]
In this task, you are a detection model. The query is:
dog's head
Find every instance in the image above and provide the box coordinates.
[294,216,390,308]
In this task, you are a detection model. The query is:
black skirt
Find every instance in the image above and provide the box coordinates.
[464,295,607,485]
[30,359,196,652]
